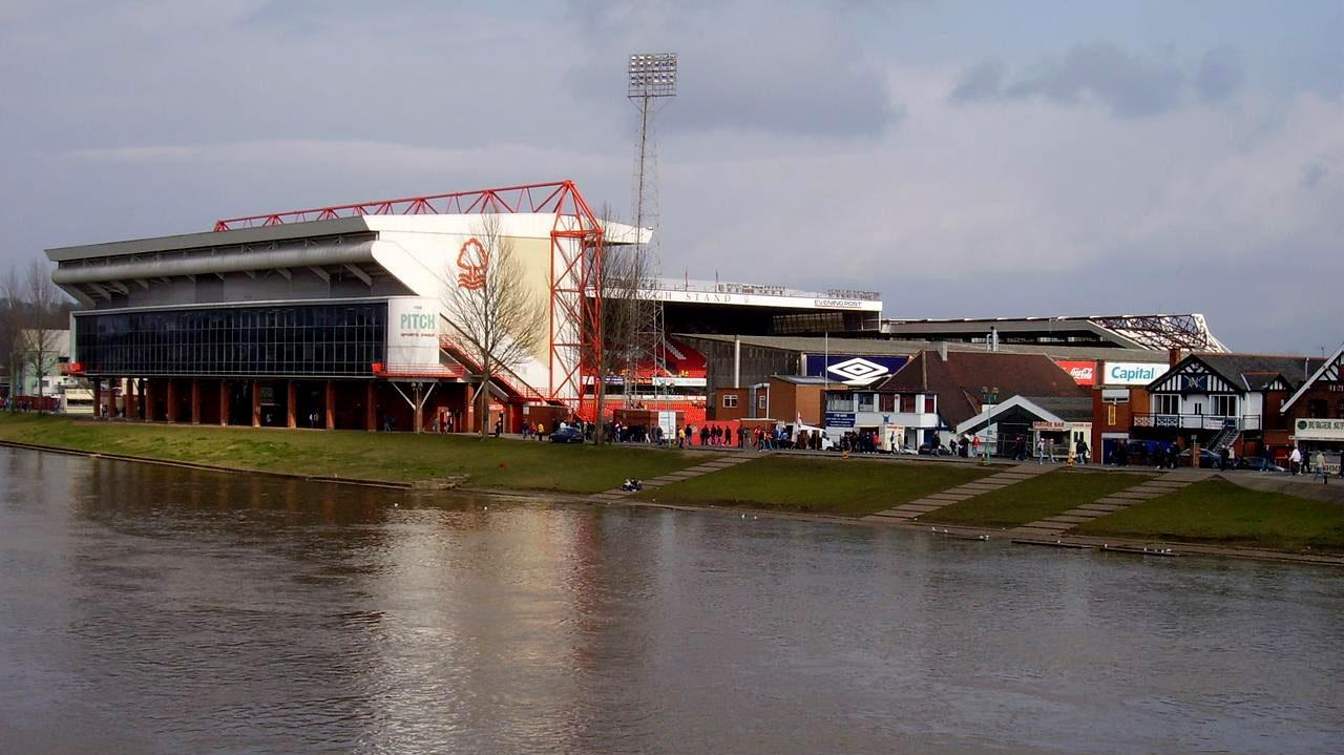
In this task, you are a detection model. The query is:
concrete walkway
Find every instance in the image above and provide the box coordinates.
[1011,468,1213,539]
[862,463,1055,523]
[589,452,760,503]
[1222,472,1344,504]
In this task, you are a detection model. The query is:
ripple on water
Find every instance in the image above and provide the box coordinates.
[0,447,1342,754]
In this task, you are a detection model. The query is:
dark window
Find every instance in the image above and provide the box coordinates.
[900,394,915,413]
[74,302,387,377]
[1307,399,1328,418]
[879,393,896,412]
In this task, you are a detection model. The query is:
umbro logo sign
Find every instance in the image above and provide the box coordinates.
[827,357,890,385]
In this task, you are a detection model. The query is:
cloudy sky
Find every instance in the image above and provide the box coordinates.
[3,0,1340,353]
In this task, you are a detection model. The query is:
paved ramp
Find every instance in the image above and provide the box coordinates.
[1011,469,1213,539]
[862,464,1054,523]
[590,453,758,503]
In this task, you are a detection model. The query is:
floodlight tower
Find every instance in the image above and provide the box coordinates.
[627,52,677,409]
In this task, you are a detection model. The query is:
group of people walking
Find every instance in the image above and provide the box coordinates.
[1287,445,1341,484]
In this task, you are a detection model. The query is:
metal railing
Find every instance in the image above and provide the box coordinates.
[645,278,882,301]
[1131,413,1262,431]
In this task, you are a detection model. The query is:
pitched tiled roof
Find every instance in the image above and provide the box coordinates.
[874,351,1089,426]
[1196,354,1323,391]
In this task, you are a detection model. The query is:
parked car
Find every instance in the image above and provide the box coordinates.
[1236,456,1286,473]
[917,443,952,456]
[549,426,584,444]
[1178,448,1224,469]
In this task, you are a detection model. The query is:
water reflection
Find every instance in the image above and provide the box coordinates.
[1,447,1341,753]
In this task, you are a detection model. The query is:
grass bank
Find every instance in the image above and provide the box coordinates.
[926,469,1154,529]
[1074,478,1344,554]
[637,455,993,516]
[0,414,696,494]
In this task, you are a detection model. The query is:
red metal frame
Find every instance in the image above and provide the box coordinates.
[215,181,604,418]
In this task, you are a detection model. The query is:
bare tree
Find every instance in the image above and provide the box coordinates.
[23,260,64,400]
[0,264,24,406]
[441,215,546,438]
[587,212,658,443]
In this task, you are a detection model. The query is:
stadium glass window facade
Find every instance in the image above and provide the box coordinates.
[75,302,387,377]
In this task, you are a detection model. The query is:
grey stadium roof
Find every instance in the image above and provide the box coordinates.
[676,333,1170,363]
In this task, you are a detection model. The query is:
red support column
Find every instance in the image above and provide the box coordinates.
[127,379,138,420]
[190,380,200,425]
[91,379,102,418]
[287,381,297,429]
[166,380,177,423]
[251,380,261,428]
[366,382,377,431]
[219,381,230,427]
[143,380,154,422]
[324,380,335,430]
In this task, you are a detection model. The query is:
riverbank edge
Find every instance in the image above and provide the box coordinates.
[4,437,1341,568]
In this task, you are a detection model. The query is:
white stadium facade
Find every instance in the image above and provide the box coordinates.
[46,180,879,431]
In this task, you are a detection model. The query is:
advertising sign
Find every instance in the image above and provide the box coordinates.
[804,354,909,386]
[658,410,679,438]
[1102,361,1169,386]
[386,297,441,368]
[1055,360,1097,386]
[1294,418,1344,441]
[824,411,856,428]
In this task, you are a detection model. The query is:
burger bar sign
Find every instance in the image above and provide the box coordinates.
[1295,418,1344,441]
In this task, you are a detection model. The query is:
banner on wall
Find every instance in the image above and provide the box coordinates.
[804,354,909,386]
[1055,360,1097,386]
[386,297,441,368]
[1102,361,1169,386]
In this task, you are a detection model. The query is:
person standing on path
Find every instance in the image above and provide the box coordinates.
[1314,451,1329,485]
[1290,445,1302,475]
[1035,436,1046,464]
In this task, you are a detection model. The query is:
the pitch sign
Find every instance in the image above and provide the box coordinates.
[387,297,440,368]
[1102,361,1169,386]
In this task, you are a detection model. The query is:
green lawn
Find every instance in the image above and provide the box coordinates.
[1075,478,1344,553]
[638,455,994,516]
[926,469,1153,528]
[0,414,696,493]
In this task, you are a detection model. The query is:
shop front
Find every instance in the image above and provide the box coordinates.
[1291,418,1344,474]
[1032,420,1094,462]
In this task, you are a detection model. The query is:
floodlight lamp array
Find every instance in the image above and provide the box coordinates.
[628,52,677,98]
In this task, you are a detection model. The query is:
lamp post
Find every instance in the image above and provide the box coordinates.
[979,385,999,463]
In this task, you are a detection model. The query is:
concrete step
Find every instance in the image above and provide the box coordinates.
[1020,519,1073,530]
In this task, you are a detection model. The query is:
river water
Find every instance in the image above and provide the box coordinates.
[1,448,1341,754]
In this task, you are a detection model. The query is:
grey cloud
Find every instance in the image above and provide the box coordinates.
[1006,43,1185,118]
[949,59,1006,103]
[1301,161,1328,189]
[1196,47,1246,103]
[953,43,1246,118]
[567,1,901,138]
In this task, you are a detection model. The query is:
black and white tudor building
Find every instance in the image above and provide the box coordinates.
[1136,353,1322,456]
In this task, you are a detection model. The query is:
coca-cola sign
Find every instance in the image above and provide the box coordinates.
[1055,360,1096,386]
